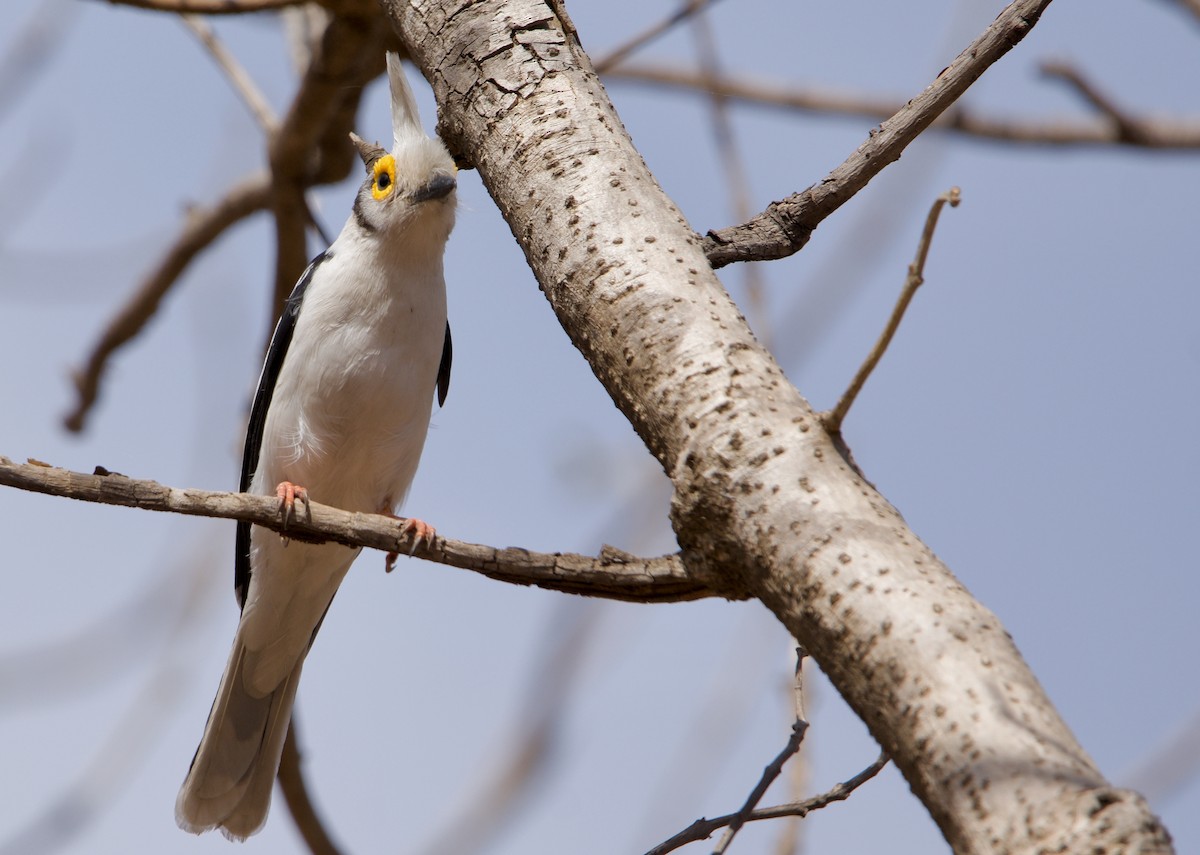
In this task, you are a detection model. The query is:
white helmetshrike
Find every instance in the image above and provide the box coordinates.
[176,53,457,840]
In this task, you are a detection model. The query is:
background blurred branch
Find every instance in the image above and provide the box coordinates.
[1157,0,1200,25]
[94,0,306,14]
[264,10,387,316]
[181,13,278,132]
[0,0,81,126]
[593,0,722,73]
[62,171,273,432]
[415,601,600,855]
[605,63,1200,150]
[278,719,346,855]
[64,9,390,432]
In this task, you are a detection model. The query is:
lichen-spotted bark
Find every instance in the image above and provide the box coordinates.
[383,1,1174,851]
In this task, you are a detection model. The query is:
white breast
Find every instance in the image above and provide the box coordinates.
[252,239,448,517]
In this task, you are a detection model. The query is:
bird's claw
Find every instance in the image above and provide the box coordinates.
[275,481,308,529]
[385,517,436,572]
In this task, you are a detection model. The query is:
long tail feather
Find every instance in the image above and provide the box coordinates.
[176,633,304,840]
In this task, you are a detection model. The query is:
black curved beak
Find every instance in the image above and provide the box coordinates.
[411,173,457,203]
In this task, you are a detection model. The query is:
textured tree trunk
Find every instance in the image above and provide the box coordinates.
[381,0,1174,851]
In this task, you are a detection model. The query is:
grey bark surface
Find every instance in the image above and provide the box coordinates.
[381,1,1173,852]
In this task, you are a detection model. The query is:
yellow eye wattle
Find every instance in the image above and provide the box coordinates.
[372,155,396,200]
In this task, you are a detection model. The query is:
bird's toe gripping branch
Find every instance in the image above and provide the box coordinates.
[383,514,437,572]
[275,481,309,528]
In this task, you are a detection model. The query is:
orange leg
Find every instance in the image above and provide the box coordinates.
[381,511,436,572]
[275,481,308,528]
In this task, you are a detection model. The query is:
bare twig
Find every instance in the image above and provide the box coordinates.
[593,0,724,74]
[182,14,278,133]
[278,717,346,855]
[711,649,811,855]
[645,752,890,855]
[0,456,728,602]
[771,649,811,855]
[63,172,272,433]
[700,0,1049,269]
[606,63,1200,151]
[93,0,306,14]
[823,187,961,434]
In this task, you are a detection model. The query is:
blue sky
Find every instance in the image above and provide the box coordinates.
[2,1,1198,853]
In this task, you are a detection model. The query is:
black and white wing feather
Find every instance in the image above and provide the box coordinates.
[234,250,328,608]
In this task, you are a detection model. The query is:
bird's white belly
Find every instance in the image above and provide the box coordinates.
[256,322,440,516]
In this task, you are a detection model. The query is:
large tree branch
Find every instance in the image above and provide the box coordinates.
[0,457,712,603]
[384,0,1172,851]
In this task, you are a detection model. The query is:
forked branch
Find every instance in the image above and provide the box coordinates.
[645,752,890,855]
[701,0,1051,268]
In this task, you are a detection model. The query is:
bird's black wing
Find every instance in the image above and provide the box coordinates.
[234,251,330,609]
[437,321,452,407]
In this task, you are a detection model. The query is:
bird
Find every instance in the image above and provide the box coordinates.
[175,53,457,840]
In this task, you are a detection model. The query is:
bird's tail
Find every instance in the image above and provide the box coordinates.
[175,630,303,840]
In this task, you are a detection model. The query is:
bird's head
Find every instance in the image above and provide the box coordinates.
[349,53,457,247]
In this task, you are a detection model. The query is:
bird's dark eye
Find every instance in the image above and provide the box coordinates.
[371,155,397,201]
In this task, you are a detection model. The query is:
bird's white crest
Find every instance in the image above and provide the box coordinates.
[387,53,426,148]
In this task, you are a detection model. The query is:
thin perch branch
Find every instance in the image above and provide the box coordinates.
[63,171,273,433]
[644,752,890,855]
[0,457,722,603]
[824,186,961,434]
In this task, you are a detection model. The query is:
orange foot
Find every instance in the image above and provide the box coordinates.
[382,514,436,572]
[275,481,309,528]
